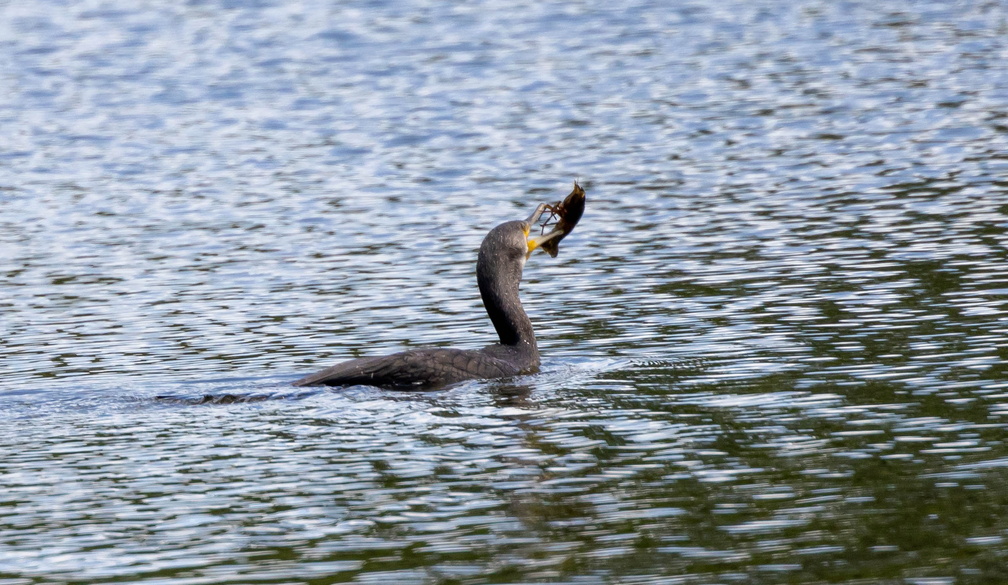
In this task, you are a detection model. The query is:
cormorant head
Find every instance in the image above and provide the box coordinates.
[478,219,561,274]
[478,221,532,277]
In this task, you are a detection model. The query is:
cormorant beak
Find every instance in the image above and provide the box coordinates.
[523,221,563,259]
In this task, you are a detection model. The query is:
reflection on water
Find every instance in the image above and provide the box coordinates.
[1,0,1007,583]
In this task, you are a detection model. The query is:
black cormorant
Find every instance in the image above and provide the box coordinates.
[294,184,585,389]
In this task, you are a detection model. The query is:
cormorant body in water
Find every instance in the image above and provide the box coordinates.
[294,184,585,389]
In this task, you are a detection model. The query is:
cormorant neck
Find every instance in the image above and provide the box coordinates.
[478,263,535,347]
[476,233,536,349]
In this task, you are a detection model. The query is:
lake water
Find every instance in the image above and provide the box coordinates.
[2,0,1007,583]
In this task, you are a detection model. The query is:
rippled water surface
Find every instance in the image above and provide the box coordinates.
[2,0,1008,583]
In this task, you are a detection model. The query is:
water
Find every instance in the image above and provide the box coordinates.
[2,0,1007,583]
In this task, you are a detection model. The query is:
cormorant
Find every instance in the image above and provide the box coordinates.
[293,184,585,389]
